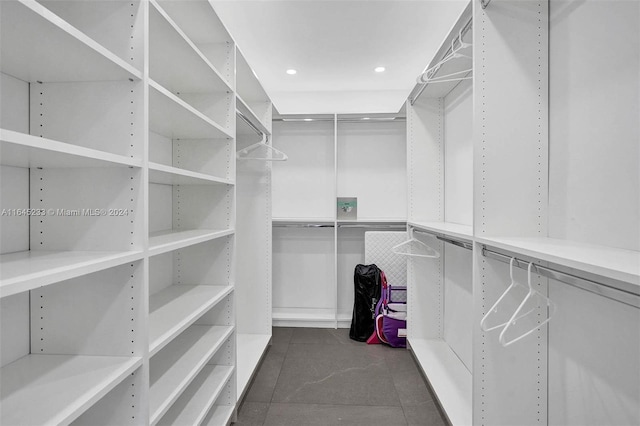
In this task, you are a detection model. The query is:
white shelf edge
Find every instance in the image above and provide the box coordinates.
[476,236,640,288]
[337,219,407,224]
[201,405,235,426]
[149,162,234,186]
[149,79,233,139]
[408,338,472,426]
[236,95,270,136]
[0,128,143,168]
[408,221,473,242]
[0,250,144,299]
[148,229,235,257]
[149,0,233,93]
[236,333,271,401]
[149,285,234,357]
[157,365,234,426]
[149,325,235,425]
[20,0,143,80]
[0,354,142,426]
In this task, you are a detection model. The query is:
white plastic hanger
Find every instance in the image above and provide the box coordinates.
[498,262,556,347]
[236,134,288,161]
[480,258,534,332]
[391,229,440,258]
[418,30,472,85]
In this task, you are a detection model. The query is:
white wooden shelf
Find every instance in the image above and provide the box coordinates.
[149,229,234,257]
[149,1,231,94]
[201,405,235,426]
[149,325,234,425]
[0,250,144,298]
[149,80,232,140]
[149,285,234,357]
[236,333,271,401]
[337,219,407,227]
[237,95,270,136]
[0,129,142,169]
[273,217,335,224]
[477,236,640,289]
[0,354,142,426]
[156,365,234,426]
[408,338,472,426]
[409,221,473,242]
[149,162,233,186]
[1,0,141,83]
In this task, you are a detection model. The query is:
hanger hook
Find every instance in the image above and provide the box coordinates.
[527,262,534,289]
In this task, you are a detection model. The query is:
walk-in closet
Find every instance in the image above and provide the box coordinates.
[0,0,638,425]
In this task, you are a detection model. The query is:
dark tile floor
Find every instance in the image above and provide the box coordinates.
[233,327,448,426]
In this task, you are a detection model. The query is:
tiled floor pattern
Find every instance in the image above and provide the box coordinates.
[233,328,448,426]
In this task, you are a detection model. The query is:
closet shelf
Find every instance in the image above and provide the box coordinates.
[477,236,640,288]
[0,250,144,299]
[149,325,234,425]
[0,354,142,426]
[237,95,270,136]
[149,1,232,95]
[149,229,235,257]
[156,365,234,426]
[1,0,141,83]
[409,338,472,426]
[202,405,235,426]
[408,221,473,242]
[149,285,234,357]
[149,80,233,140]
[0,129,143,169]
[149,163,233,186]
[236,333,271,401]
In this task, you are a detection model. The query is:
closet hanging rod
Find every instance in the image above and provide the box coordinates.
[237,110,264,137]
[482,248,640,309]
[273,223,335,228]
[337,224,406,230]
[409,17,473,105]
[412,229,473,251]
[273,117,406,123]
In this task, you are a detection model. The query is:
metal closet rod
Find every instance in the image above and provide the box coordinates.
[273,117,406,123]
[338,224,406,229]
[412,229,473,250]
[482,248,640,309]
[237,110,264,137]
[273,223,334,228]
[410,16,473,105]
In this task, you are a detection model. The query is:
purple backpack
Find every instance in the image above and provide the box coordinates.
[367,271,407,348]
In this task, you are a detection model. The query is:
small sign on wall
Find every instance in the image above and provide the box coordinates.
[337,197,357,220]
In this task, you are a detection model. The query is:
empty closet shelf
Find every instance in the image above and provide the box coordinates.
[408,221,473,242]
[149,285,234,357]
[409,338,472,426]
[0,250,144,298]
[149,163,233,186]
[477,236,640,288]
[202,405,235,426]
[0,130,143,169]
[1,0,141,83]
[236,333,271,400]
[149,229,234,257]
[149,325,234,425]
[0,354,142,426]
[149,81,232,140]
[156,365,234,426]
[149,1,231,95]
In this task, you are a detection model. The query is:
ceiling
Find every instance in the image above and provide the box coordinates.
[211,0,468,115]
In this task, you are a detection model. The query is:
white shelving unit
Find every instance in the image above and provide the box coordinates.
[271,114,407,328]
[405,4,474,425]
[234,48,274,401]
[1,1,237,424]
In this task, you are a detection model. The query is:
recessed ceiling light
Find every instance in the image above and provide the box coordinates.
[374,66,386,73]
[286,69,297,75]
